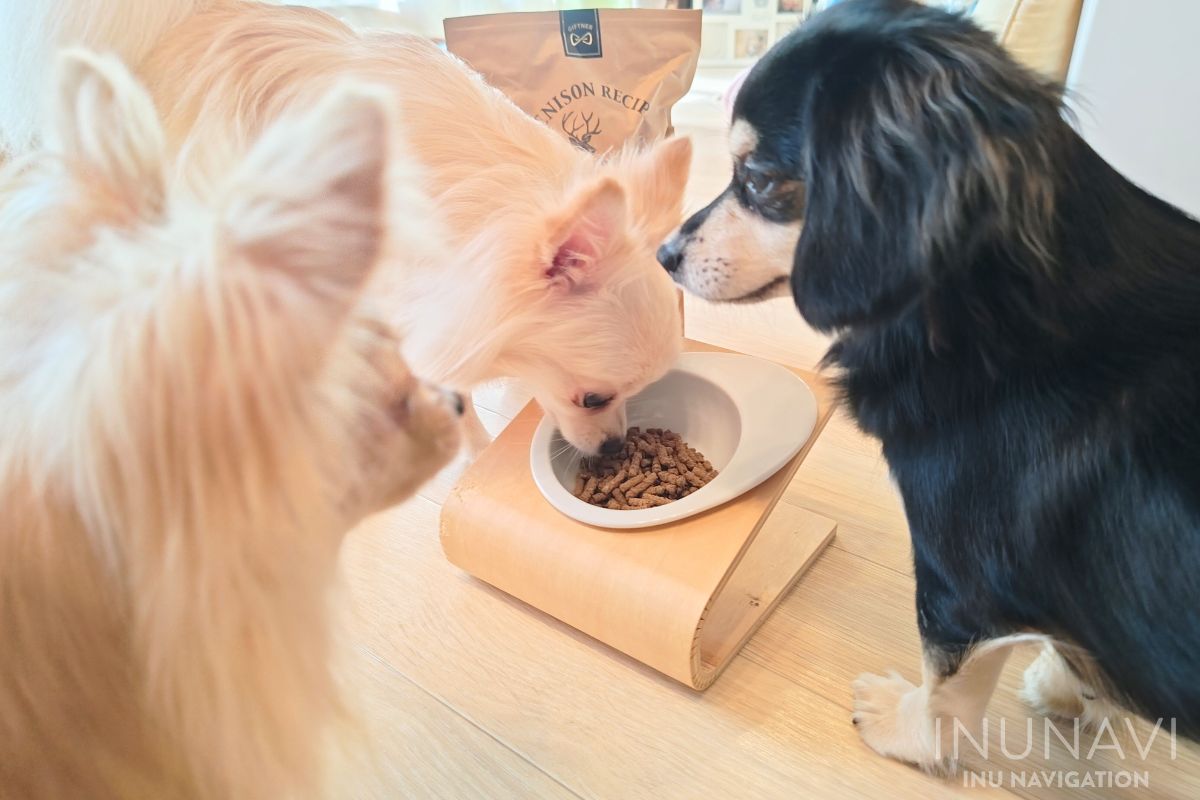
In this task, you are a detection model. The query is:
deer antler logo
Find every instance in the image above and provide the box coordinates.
[561,110,602,154]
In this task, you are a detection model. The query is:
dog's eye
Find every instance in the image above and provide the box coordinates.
[745,172,778,198]
[740,165,805,220]
[579,392,613,409]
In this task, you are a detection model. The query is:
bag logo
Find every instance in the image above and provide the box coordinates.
[560,9,602,59]
[561,109,602,153]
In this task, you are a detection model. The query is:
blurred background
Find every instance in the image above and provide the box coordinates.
[304,1,817,72]
[289,0,1198,219]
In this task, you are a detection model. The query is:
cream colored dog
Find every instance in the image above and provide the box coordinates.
[0,51,461,799]
[1,0,691,457]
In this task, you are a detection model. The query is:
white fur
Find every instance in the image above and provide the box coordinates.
[852,646,1013,775]
[0,0,691,454]
[728,119,758,159]
[1021,643,1120,730]
[0,51,460,798]
[0,2,693,791]
[670,190,800,302]
[851,633,1118,775]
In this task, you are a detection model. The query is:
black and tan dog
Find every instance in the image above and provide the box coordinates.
[659,0,1200,773]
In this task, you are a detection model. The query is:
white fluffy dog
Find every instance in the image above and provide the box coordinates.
[1,0,691,456]
[0,51,461,799]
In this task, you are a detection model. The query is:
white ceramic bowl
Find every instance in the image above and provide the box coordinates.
[530,352,818,529]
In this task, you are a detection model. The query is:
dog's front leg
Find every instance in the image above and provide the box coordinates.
[852,645,1011,775]
[852,579,1012,774]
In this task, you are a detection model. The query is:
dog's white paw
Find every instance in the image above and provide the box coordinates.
[1021,646,1114,730]
[852,671,951,775]
[1021,646,1084,719]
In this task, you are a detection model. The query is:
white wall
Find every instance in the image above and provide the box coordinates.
[1066,0,1200,218]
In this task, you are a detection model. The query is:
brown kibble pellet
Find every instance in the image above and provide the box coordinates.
[573,427,714,510]
[658,447,676,469]
[629,476,656,497]
[628,495,669,508]
[599,469,626,495]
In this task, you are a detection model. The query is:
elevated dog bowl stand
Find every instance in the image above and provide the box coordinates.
[440,341,838,690]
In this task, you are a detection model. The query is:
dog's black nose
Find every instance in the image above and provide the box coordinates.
[599,436,624,457]
[657,239,683,274]
[446,392,465,416]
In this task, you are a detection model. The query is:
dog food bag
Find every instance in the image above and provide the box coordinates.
[444,8,701,154]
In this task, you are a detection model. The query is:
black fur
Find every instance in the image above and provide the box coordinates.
[726,0,1200,732]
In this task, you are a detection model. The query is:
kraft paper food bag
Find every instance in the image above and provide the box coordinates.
[444,8,701,154]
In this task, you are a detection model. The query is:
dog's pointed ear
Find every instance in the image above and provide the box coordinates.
[543,178,628,291]
[624,136,692,244]
[220,85,391,346]
[51,49,166,219]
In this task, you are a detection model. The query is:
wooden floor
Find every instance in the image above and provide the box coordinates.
[335,124,1200,798]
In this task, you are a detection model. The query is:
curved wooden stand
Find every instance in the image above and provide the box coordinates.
[440,344,837,690]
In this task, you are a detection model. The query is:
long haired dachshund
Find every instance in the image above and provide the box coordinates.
[660,0,1200,772]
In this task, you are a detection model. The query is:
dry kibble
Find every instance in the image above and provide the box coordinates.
[574,427,716,510]
[599,469,626,495]
[618,474,642,494]
[584,475,599,497]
